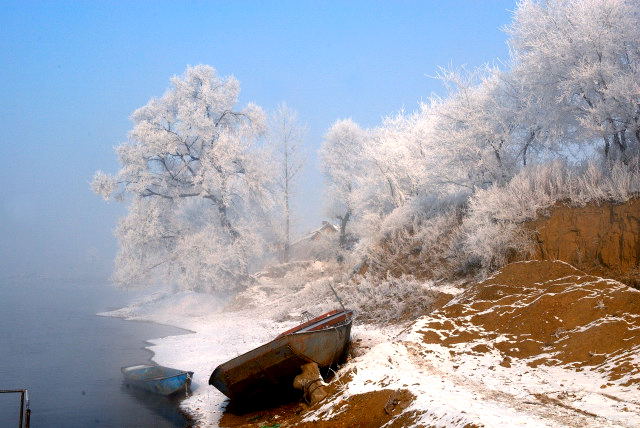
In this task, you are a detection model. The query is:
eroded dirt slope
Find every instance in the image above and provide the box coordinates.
[524,199,640,286]
[420,260,640,385]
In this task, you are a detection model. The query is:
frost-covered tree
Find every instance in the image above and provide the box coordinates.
[347,109,438,239]
[268,103,306,262]
[426,67,523,191]
[314,0,640,279]
[92,65,273,293]
[319,119,367,250]
[508,0,640,160]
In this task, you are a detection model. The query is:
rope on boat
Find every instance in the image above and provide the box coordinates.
[328,282,346,311]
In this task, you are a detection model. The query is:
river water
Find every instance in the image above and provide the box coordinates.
[0,276,191,427]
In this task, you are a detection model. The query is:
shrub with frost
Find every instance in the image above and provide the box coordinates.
[460,157,640,271]
[337,274,446,325]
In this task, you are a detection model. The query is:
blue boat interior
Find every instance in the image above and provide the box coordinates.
[122,365,189,381]
[122,365,193,396]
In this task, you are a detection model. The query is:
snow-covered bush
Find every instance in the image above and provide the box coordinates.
[229,261,342,318]
[229,258,450,326]
[355,194,466,279]
[346,157,640,280]
[337,274,447,325]
[460,157,640,271]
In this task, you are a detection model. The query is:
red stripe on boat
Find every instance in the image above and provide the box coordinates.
[276,310,353,338]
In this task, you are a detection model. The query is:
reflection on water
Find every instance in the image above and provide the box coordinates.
[122,382,193,424]
[0,276,192,427]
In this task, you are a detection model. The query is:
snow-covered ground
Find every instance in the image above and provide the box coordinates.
[101,261,640,427]
[99,261,339,425]
[100,289,297,425]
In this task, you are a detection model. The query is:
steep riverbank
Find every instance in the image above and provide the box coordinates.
[523,199,640,287]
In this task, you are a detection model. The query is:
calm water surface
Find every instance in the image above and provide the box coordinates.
[0,276,191,427]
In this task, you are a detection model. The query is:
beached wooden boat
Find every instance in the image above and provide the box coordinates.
[209,309,353,402]
[122,364,193,396]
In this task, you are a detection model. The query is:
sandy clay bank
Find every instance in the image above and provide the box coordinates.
[218,260,640,427]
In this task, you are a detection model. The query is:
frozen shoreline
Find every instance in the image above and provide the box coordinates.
[100,263,640,427]
[99,289,302,426]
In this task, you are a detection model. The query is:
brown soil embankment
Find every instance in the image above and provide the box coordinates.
[219,387,416,428]
[523,199,640,287]
[420,260,640,386]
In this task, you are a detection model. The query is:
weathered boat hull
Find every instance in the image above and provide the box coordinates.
[122,364,193,396]
[209,316,352,402]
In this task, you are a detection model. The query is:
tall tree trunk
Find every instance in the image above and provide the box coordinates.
[522,130,536,167]
[635,104,640,146]
[608,117,626,155]
[338,211,351,250]
[619,130,627,152]
[284,173,290,262]
[218,203,239,240]
[283,137,291,262]
[375,161,399,207]
[613,130,623,153]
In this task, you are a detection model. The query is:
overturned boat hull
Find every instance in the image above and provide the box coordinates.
[209,310,353,402]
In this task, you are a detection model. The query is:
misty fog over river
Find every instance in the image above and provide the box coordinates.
[0,276,190,427]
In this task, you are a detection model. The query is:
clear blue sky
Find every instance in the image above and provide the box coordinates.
[0,0,515,279]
